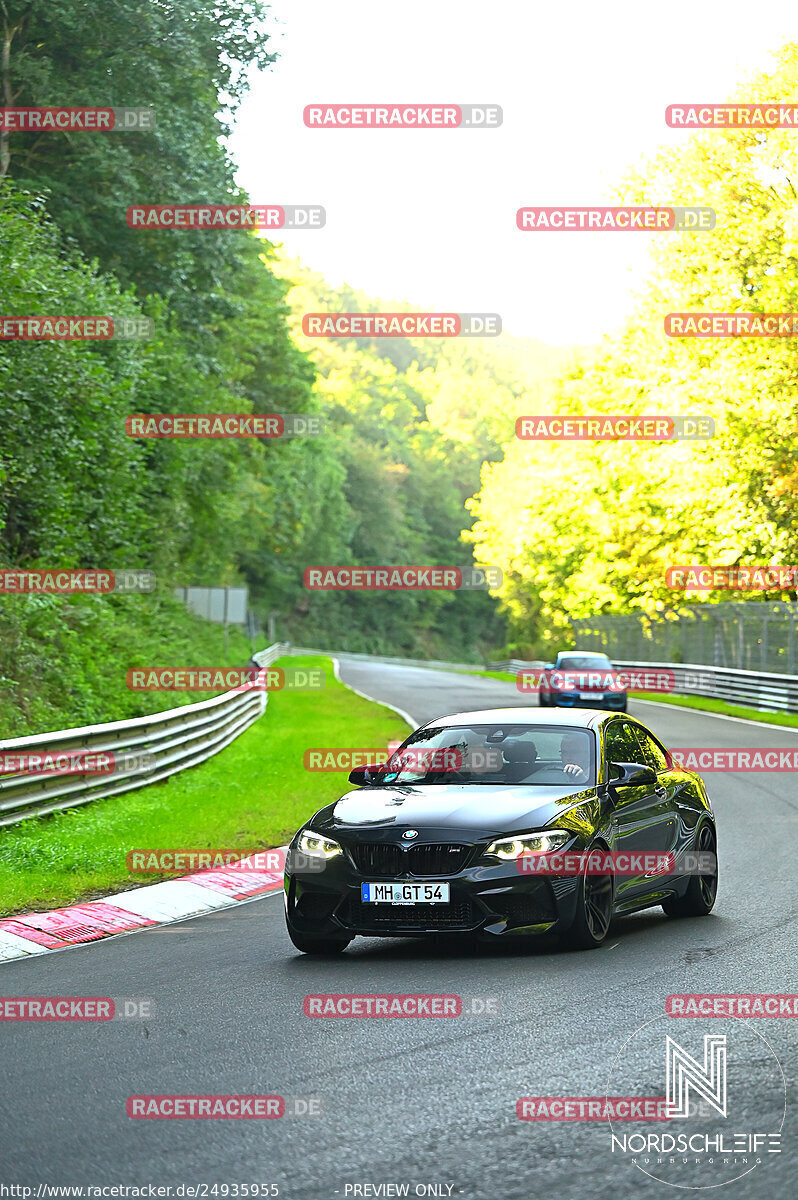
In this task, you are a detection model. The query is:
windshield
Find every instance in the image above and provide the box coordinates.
[376,724,596,787]
[557,654,612,671]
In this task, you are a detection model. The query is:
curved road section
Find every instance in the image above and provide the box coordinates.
[1,659,796,1198]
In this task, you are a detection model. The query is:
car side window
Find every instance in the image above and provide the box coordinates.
[604,721,643,780]
[631,727,669,773]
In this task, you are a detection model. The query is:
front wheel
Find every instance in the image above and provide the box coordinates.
[286,922,352,955]
[662,823,717,918]
[562,851,613,949]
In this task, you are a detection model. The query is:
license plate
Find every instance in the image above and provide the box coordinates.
[580,691,598,699]
[361,882,450,905]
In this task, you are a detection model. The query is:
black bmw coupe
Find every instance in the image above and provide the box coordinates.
[284,708,717,954]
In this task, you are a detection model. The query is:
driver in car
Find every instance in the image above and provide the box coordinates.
[560,733,590,781]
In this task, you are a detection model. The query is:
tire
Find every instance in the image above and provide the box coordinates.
[539,693,550,707]
[562,847,613,949]
[662,822,717,918]
[286,923,352,955]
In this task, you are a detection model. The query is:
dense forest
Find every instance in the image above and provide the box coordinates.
[469,45,798,655]
[0,0,565,732]
[2,1,797,731]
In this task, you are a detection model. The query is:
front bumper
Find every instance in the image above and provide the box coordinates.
[546,690,626,709]
[284,838,582,940]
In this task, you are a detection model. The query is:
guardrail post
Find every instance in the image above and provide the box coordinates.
[761,616,769,673]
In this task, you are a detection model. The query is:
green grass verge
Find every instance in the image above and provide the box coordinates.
[460,668,519,683]
[629,690,798,726]
[0,655,410,916]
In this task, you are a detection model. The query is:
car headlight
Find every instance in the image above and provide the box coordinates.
[483,829,571,860]
[297,829,342,859]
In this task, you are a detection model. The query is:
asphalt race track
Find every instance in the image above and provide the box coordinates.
[1,660,796,1198]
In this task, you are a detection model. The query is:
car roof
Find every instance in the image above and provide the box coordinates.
[422,707,615,731]
[555,650,611,658]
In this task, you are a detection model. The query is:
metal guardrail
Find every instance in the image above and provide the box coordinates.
[481,656,798,715]
[613,659,798,715]
[485,659,545,673]
[0,642,288,827]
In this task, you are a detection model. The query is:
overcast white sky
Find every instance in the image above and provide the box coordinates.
[230,0,798,345]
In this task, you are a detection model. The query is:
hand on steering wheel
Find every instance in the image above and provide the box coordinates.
[563,762,587,778]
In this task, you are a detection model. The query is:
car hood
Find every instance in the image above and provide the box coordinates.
[320,782,594,838]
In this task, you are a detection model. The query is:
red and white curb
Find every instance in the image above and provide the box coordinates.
[0,853,287,962]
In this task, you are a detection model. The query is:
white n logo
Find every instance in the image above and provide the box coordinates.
[666,1034,727,1118]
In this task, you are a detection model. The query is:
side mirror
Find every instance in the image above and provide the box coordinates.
[348,762,387,786]
[544,663,554,670]
[608,761,657,790]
